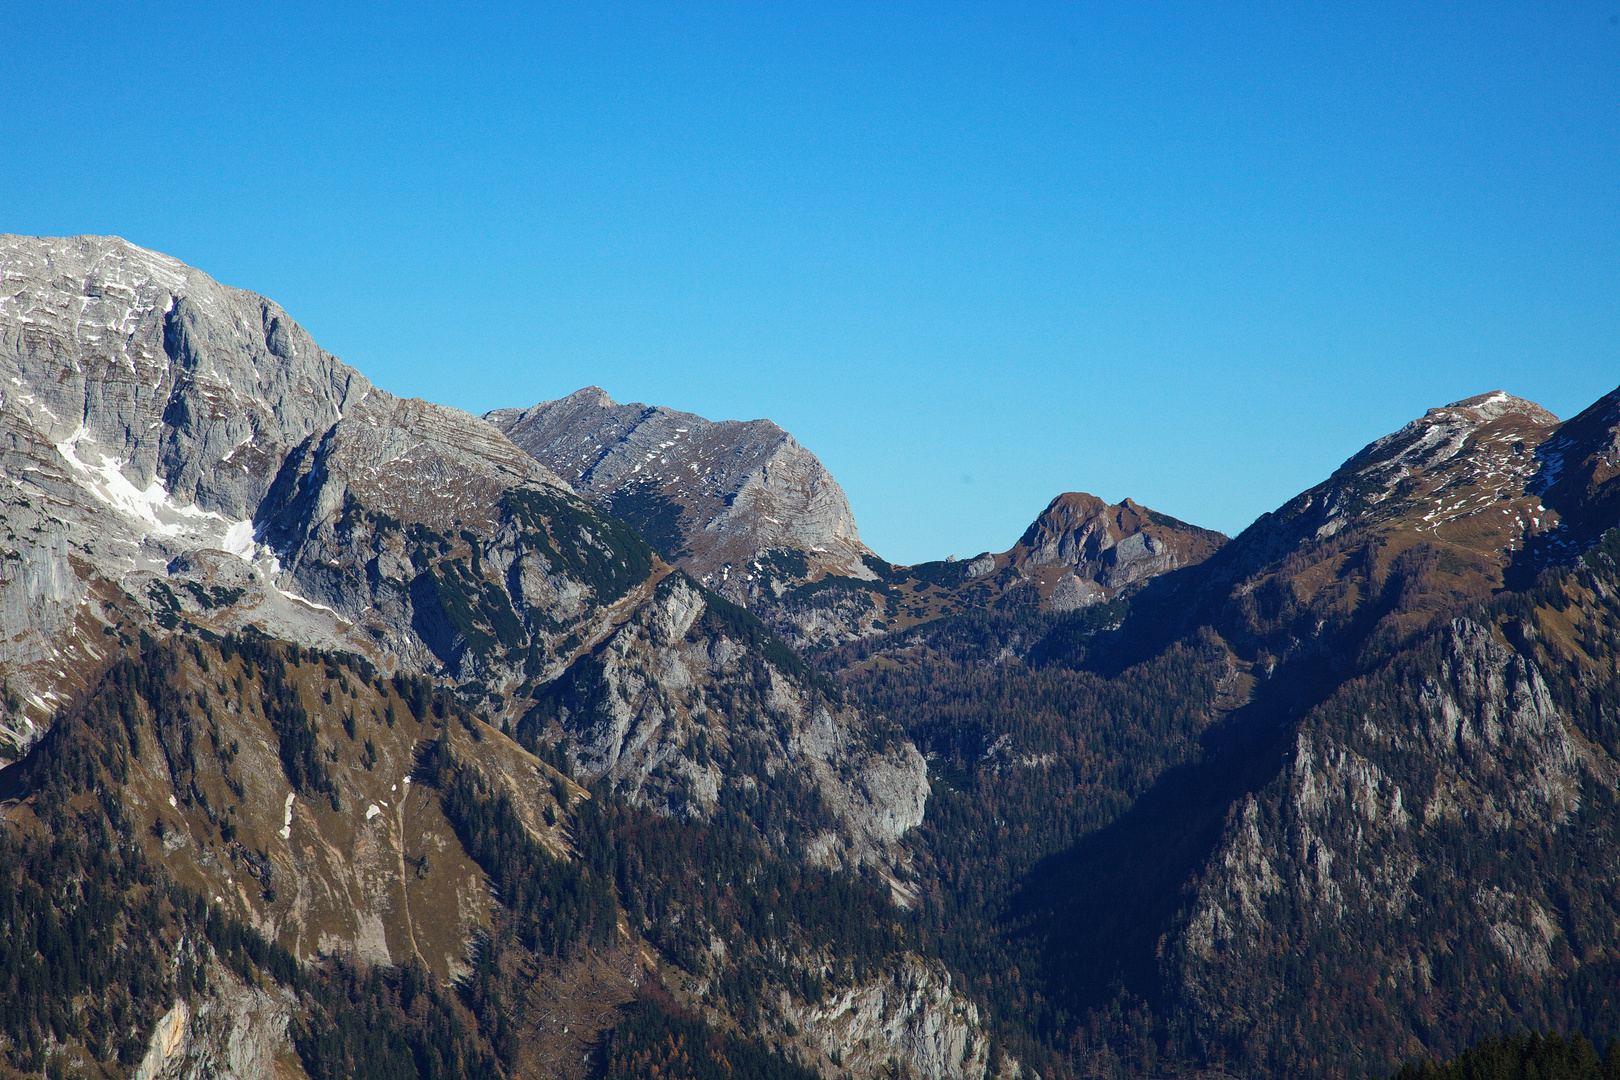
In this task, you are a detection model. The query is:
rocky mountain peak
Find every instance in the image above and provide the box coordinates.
[1438,390,1559,425]
[487,387,873,591]
[0,235,628,752]
[1234,389,1566,566]
[1198,388,1613,668]
[1009,492,1227,609]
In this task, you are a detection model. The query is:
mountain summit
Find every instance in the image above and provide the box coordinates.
[10,233,1620,1080]
[0,237,987,1080]
[488,388,872,597]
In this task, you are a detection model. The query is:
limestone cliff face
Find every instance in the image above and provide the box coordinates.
[779,957,995,1080]
[133,963,299,1080]
[0,236,656,755]
[526,572,928,873]
[0,235,363,524]
[488,387,874,594]
[1167,616,1616,1074]
[0,233,366,751]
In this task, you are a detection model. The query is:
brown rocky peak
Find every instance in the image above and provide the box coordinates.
[1017,493,1222,569]
[1009,492,1227,610]
[1436,391,1560,427]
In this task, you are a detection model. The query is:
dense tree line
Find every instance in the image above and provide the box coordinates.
[574,784,914,1002]
[0,636,517,1080]
[1392,1032,1620,1080]
[420,733,914,1050]
[817,606,1226,1074]
[0,820,176,1072]
[294,958,500,1080]
[418,738,618,960]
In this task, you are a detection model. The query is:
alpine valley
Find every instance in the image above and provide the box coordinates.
[2,235,1619,1080]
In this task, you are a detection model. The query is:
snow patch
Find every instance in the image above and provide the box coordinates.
[54,426,260,563]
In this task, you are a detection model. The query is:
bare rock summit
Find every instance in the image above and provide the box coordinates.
[0,235,646,753]
[488,387,874,600]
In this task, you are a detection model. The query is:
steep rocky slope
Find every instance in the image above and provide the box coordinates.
[987,492,1226,610]
[2,623,990,1080]
[0,235,665,755]
[518,572,928,875]
[488,388,873,593]
[1168,556,1620,1077]
[0,237,990,1080]
[1518,385,1620,574]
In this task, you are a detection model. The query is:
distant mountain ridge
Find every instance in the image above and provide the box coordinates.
[8,233,1620,1080]
[0,234,650,753]
[487,390,1236,649]
[0,236,994,1080]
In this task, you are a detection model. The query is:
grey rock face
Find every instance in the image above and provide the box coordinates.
[488,387,873,592]
[133,962,294,1080]
[781,956,994,1080]
[1169,617,1607,1068]
[0,235,644,754]
[1047,572,1105,612]
[531,573,928,873]
[0,235,365,520]
[1010,492,1226,609]
[0,234,372,750]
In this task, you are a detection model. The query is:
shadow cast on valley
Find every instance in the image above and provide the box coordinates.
[1006,655,1338,1017]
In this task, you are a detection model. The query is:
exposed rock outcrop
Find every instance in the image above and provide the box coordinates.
[133,962,298,1080]
[526,572,928,872]
[782,958,992,1080]
[1168,615,1612,1073]
[1009,492,1226,603]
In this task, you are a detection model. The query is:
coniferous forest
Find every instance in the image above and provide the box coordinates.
[3,233,1620,1080]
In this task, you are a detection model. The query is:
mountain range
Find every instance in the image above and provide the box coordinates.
[2,235,1619,1080]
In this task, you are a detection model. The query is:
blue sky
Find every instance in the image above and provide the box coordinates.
[3,3,1617,563]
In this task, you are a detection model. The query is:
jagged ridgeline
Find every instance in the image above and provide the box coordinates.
[815,390,1620,1078]
[11,237,1620,1080]
[0,628,968,1079]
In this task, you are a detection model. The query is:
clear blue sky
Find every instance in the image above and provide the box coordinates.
[4,3,1616,564]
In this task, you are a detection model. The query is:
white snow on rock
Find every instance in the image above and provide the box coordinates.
[55,425,258,558]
